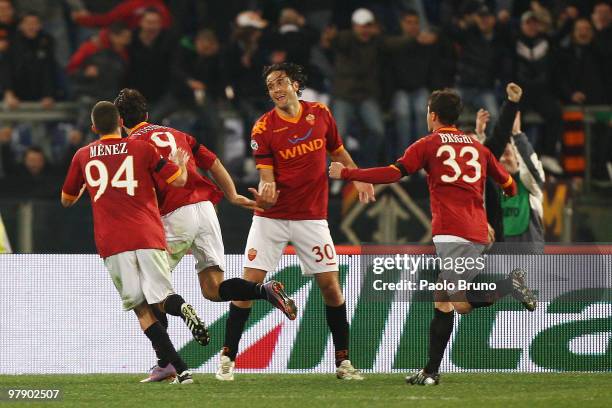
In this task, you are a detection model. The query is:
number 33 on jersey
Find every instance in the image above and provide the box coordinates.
[393,127,514,244]
[61,135,181,258]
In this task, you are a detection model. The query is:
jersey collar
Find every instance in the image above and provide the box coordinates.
[434,126,459,132]
[275,102,303,124]
[129,121,148,136]
[100,134,122,140]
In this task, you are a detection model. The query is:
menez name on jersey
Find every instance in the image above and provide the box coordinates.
[90,143,128,158]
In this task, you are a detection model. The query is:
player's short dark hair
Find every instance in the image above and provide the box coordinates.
[114,88,148,128]
[428,89,463,125]
[91,101,120,134]
[108,21,130,35]
[19,11,40,23]
[24,145,44,157]
[400,9,419,18]
[262,62,307,97]
[142,6,161,16]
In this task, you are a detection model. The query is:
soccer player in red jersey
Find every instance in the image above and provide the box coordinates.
[61,101,208,384]
[114,89,297,382]
[219,62,375,381]
[330,88,538,385]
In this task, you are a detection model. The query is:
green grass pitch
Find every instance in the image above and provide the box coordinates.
[1,373,611,407]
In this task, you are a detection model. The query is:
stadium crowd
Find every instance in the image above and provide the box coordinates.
[0,0,611,199]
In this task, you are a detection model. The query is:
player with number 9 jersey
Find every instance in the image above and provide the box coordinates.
[62,129,182,258]
[128,122,223,216]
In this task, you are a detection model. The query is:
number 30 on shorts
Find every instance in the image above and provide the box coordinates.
[312,244,335,262]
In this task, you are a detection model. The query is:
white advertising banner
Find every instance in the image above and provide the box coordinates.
[0,254,610,374]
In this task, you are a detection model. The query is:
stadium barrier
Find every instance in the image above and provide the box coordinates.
[1,250,610,374]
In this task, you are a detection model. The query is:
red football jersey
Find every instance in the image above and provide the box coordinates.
[251,101,343,220]
[395,127,513,243]
[61,135,181,258]
[128,122,223,216]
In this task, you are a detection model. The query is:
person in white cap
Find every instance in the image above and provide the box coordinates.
[323,8,411,168]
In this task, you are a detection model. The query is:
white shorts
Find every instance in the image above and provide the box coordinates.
[104,249,174,311]
[162,201,225,273]
[244,216,338,275]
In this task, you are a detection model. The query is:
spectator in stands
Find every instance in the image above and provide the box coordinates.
[152,29,225,152]
[499,112,545,253]
[4,12,56,110]
[592,0,612,100]
[67,23,131,129]
[512,10,563,175]
[126,7,174,107]
[0,146,59,199]
[453,4,509,124]
[388,9,436,147]
[15,0,83,70]
[267,8,328,103]
[0,0,16,38]
[71,0,171,29]
[557,18,606,105]
[0,126,15,178]
[224,11,272,157]
[325,8,395,166]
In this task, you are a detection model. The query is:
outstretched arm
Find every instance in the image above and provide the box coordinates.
[329,162,403,184]
[209,159,263,211]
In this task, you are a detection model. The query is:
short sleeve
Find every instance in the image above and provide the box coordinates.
[251,115,273,169]
[395,137,428,176]
[186,133,217,170]
[322,105,343,154]
[61,151,84,201]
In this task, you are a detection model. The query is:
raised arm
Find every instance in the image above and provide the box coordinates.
[484,83,521,158]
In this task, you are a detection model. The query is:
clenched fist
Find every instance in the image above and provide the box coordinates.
[506,82,523,103]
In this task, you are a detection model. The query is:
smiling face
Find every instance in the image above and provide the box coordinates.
[500,143,519,174]
[19,15,41,39]
[266,70,299,109]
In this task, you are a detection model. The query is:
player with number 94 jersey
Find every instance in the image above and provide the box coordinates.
[62,131,182,258]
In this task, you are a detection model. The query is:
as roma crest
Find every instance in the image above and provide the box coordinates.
[247,248,257,261]
[305,114,315,125]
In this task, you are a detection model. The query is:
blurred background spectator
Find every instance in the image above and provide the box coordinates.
[557,18,606,105]
[0,146,60,199]
[5,12,56,109]
[511,10,563,174]
[68,22,132,134]
[387,9,436,148]
[125,7,175,111]
[152,28,225,153]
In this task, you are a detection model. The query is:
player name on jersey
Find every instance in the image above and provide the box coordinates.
[89,142,128,158]
[438,133,474,144]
